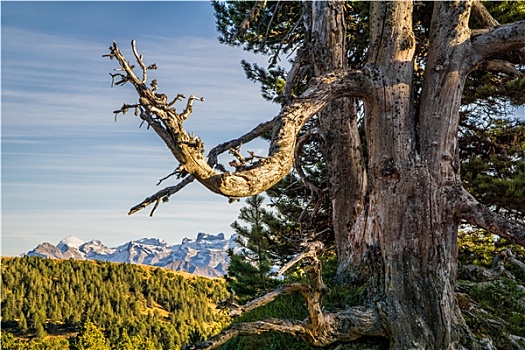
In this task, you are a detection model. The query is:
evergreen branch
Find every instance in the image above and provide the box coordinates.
[294,127,324,197]
[235,0,268,40]
[263,1,281,42]
[294,127,325,222]
[269,17,302,67]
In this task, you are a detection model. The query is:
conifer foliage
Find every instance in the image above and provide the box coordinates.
[227,194,278,301]
[1,257,230,350]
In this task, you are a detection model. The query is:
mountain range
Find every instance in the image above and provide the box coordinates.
[27,233,237,278]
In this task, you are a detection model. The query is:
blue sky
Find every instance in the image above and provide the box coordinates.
[1,1,281,256]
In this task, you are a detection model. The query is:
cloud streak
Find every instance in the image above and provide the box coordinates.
[2,3,282,256]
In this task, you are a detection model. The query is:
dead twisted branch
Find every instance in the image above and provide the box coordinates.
[459,248,525,282]
[185,241,385,349]
[459,188,525,247]
[129,117,277,216]
[105,40,369,212]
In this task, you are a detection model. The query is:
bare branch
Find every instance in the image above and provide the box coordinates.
[222,283,308,317]
[459,189,525,247]
[128,176,195,216]
[189,307,385,349]
[459,250,514,282]
[108,72,128,87]
[459,248,525,282]
[459,263,513,282]
[182,319,310,350]
[168,93,185,107]
[107,41,370,201]
[478,59,524,76]
[156,170,179,186]
[113,103,141,121]
[129,117,276,216]
[108,41,143,86]
[192,303,384,349]
[471,20,525,63]
[277,241,324,276]
[179,95,205,122]
[207,116,276,167]
[498,249,525,276]
[189,239,384,349]
[131,39,148,83]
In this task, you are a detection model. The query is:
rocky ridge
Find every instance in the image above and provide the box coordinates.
[27,233,237,278]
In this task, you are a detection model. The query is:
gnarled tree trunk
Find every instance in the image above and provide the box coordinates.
[314,2,468,348]
[107,1,525,349]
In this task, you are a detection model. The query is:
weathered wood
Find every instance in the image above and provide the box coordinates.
[107,1,525,348]
[459,249,525,282]
[109,39,369,200]
[459,189,525,247]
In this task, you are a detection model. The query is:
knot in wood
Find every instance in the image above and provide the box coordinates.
[399,33,415,51]
[380,159,399,179]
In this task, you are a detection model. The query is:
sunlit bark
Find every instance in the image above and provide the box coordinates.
[107,1,525,348]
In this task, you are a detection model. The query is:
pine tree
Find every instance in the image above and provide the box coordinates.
[113,328,133,350]
[18,312,29,333]
[1,332,20,350]
[227,194,278,301]
[35,322,47,339]
[103,2,525,340]
[131,334,157,350]
[73,321,110,350]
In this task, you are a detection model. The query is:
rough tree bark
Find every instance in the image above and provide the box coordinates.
[106,1,525,349]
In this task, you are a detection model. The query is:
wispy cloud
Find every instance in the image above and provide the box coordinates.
[2,3,280,257]
[3,27,280,137]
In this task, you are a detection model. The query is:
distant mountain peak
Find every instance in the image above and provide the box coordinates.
[57,235,85,249]
[133,237,168,246]
[27,233,236,278]
[196,232,224,242]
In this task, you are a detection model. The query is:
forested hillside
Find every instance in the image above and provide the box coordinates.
[1,256,230,349]
[2,234,525,350]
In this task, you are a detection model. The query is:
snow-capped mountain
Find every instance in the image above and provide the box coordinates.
[27,233,237,278]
